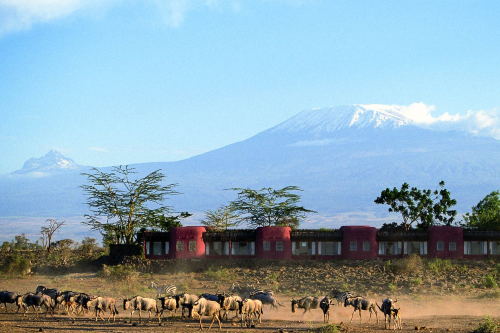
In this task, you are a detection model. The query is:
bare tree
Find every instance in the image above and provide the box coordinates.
[40,219,65,253]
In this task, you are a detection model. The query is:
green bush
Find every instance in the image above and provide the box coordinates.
[410,277,423,286]
[427,258,453,273]
[1,253,31,276]
[476,315,498,333]
[388,283,397,292]
[387,254,424,275]
[308,324,341,333]
[483,274,498,289]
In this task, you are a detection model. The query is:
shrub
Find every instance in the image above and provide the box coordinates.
[1,254,31,276]
[308,324,341,333]
[388,283,397,292]
[427,258,453,273]
[387,254,424,275]
[483,274,498,289]
[476,315,498,333]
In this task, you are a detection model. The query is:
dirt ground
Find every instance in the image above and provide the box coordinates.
[1,272,499,333]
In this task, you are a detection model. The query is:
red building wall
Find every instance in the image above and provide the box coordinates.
[428,226,463,259]
[255,226,292,260]
[169,226,206,259]
[340,226,378,260]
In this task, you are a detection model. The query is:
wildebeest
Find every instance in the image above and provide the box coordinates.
[291,296,324,315]
[85,296,119,322]
[0,290,20,313]
[175,293,199,318]
[250,292,283,310]
[319,296,331,323]
[123,296,159,323]
[229,283,254,299]
[158,296,177,322]
[221,295,242,320]
[16,293,55,318]
[376,298,397,329]
[344,296,378,324]
[191,297,222,331]
[237,299,263,328]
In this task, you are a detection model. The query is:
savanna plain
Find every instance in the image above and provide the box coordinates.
[1,253,500,333]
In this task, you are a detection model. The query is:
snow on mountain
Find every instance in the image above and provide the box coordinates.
[12,150,81,174]
[272,104,411,133]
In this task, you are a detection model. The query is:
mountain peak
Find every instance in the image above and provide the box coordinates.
[272,104,411,134]
[12,150,80,174]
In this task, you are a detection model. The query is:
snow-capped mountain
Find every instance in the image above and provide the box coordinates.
[1,104,499,241]
[273,104,410,133]
[12,150,81,174]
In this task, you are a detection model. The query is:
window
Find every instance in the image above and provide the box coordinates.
[145,241,150,255]
[188,241,197,252]
[318,242,341,255]
[362,241,370,252]
[350,242,357,252]
[205,242,229,255]
[404,242,427,255]
[490,241,500,255]
[449,242,456,252]
[164,242,169,255]
[276,241,283,252]
[176,241,184,252]
[231,242,255,255]
[378,241,402,255]
[437,241,444,251]
[464,241,487,255]
[153,242,162,255]
[292,241,315,255]
[263,241,271,251]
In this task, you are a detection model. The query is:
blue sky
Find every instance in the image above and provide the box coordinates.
[1,0,499,175]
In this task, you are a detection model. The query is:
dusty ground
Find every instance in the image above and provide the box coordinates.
[1,265,499,333]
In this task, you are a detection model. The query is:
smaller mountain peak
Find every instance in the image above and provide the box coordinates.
[12,150,80,174]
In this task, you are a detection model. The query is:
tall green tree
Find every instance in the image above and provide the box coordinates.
[80,166,180,245]
[229,186,316,229]
[147,212,192,231]
[462,191,500,230]
[200,204,240,230]
[374,181,457,231]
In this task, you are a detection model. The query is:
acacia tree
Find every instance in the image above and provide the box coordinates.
[80,166,180,245]
[462,191,500,230]
[200,204,240,230]
[374,181,457,231]
[229,186,316,229]
[40,219,65,253]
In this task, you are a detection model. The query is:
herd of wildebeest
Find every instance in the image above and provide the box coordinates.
[0,282,402,330]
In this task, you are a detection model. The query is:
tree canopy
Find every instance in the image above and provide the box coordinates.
[200,204,240,230]
[462,191,500,230]
[80,166,180,245]
[229,186,316,229]
[374,181,457,231]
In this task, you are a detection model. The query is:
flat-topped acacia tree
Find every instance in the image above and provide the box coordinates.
[80,166,180,245]
[229,186,316,229]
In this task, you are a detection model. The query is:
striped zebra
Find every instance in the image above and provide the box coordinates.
[329,290,355,307]
[149,282,177,298]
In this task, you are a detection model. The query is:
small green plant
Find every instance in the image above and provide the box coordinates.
[410,277,423,286]
[476,315,498,333]
[388,283,397,292]
[203,266,227,280]
[307,324,340,333]
[483,274,498,289]
[457,264,468,273]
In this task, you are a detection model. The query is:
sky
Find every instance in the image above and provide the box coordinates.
[1,0,499,175]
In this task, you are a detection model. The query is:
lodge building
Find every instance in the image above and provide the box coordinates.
[142,226,500,260]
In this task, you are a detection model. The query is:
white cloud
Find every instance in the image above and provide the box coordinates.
[397,103,500,140]
[0,0,114,36]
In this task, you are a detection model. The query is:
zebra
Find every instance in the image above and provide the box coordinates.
[329,290,355,307]
[149,282,177,298]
